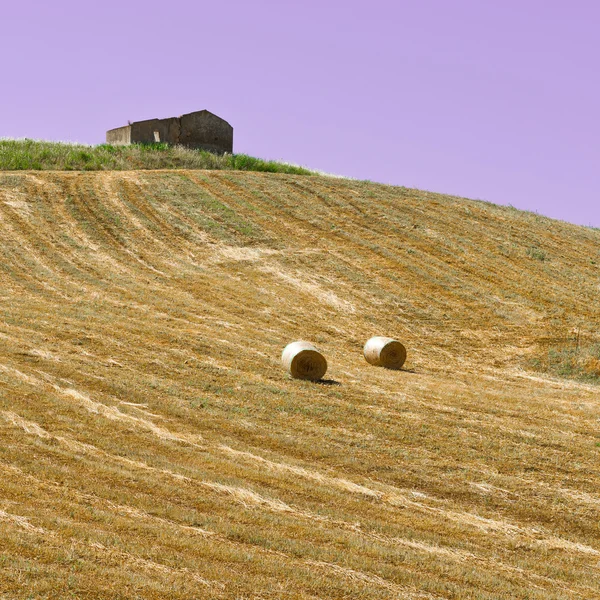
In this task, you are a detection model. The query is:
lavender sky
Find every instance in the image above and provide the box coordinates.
[2,1,599,226]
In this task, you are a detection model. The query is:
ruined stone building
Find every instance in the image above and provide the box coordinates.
[106,110,233,154]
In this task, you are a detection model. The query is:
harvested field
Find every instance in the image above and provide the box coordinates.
[0,169,599,598]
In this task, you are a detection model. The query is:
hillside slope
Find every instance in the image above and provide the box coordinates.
[0,170,599,599]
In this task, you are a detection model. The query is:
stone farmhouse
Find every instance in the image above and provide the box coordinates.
[106,110,233,154]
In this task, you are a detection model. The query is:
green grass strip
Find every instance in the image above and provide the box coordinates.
[0,139,315,175]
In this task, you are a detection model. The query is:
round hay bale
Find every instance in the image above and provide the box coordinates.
[363,336,406,370]
[281,341,328,381]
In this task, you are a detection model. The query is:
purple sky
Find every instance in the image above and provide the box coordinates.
[2,1,599,226]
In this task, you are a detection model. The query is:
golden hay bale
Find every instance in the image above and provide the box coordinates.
[363,336,406,370]
[281,341,328,381]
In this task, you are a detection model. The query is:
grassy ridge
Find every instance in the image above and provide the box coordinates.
[0,139,314,174]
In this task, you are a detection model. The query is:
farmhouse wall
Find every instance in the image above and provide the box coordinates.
[106,125,132,145]
[130,117,181,145]
[179,111,233,153]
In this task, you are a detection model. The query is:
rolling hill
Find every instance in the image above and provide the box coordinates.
[0,167,599,599]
